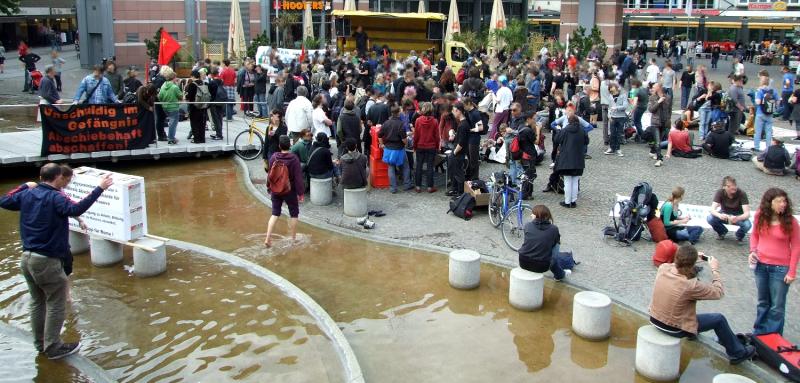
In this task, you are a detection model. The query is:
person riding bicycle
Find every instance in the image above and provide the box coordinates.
[518,204,570,281]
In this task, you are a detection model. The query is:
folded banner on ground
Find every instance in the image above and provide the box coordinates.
[40,103,155,156]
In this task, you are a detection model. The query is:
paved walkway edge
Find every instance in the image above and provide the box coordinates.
[233,156,778,381]
[0,322,118,383]
[168,239,365,383]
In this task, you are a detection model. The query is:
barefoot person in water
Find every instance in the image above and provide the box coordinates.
[265,135,305,247]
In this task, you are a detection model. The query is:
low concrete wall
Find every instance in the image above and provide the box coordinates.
[168,239,365,383]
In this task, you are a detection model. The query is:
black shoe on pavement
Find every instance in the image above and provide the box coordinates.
[730,345,756,365]
[570,202,577,208]
[157,138,168,142]
[445,190,459,197]
[211,135,223,140]
[46,342,81,360]
[559,201,572,208]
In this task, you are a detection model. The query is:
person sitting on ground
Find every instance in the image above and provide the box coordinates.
[340,138,368,190]
[753,137,793,176]
[307,132,340,184]
[265,135,305,248]
[707,176,751,242]
[518,205,571,281]
[702,120,735,159]
[649,244,756,365]
[665,118,702,159]
[662,186,704,244]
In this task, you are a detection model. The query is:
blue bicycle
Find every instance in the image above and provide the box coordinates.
[488,172,533,251]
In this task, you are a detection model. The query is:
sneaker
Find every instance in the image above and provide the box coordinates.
[362,219,376,229]
[46,342,81,360]
[794,137,800,141]
[168,139,179,145]
[649,153,658,160]
[356,216,368,226]
[549,162,555,168]
[730,345,756,365]
[604,148,614,155]
[616,151,624,157]
[716,233,726,240]
[584,154,592,159]
[564,269,573,277]
[211,135,223,141]
[654,160,663,167]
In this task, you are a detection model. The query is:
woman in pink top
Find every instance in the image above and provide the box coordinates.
[748,187,799,335]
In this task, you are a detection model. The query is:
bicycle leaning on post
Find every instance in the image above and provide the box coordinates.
[488,171,533,251]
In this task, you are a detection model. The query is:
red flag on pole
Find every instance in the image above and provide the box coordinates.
[157,29,181,65]
[298,43,306,63]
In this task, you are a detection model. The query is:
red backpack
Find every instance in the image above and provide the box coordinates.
[267,159,292,196]
[456,68,466,85]
[652,240,678,267]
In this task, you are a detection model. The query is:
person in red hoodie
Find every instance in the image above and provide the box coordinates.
[264,135,305,248]
[413,102,440,193]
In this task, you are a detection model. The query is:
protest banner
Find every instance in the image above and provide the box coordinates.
[39,103,155,156]
[63,167,148,242]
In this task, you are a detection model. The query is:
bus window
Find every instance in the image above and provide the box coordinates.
[451,46,468,62]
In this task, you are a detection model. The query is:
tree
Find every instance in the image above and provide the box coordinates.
[143,27,164,61]
[0,0,20,17]
[491,19,528,53]
[452,30,487,52]
[275,13,300,46]
[567,26,608,60]
[247,31,270,59]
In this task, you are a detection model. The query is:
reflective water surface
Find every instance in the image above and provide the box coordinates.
[0,158,759,382]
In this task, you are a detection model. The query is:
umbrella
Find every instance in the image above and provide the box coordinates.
[344,0,357,11]
[417,0,426,13]
[444,0,460,42]
[303,1,315,42]
[488,0,506,55]
[227,0,246,60]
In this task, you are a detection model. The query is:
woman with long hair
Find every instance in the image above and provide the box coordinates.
[263,109,288,171]
[662,186,704,244]
[749,187,799,335]
[438,68,456,94]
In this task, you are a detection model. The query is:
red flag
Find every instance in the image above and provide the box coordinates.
[298,43,306,63]
[157,29,181,65]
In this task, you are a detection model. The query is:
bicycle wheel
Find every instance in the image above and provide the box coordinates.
[234,130,264,160]
[488,188,504,228]
[501,204,533,251]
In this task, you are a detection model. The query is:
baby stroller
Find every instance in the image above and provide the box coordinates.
[29,70,43,93]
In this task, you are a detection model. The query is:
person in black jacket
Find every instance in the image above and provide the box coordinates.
[753,138,792,175]
[446,103,470,196]
[184,70,207,143]
[19,51,41,92]
[555,115,589,208]
[263,109,288,170]
[518,205,569,281]
[208,68,225,140]
[702,122,735,159]
[337,99,362,156]
[517,111,540,200]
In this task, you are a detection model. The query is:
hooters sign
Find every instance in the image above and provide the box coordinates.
[274,1,324,10]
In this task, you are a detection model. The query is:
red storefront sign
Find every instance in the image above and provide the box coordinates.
[623,8,721,15]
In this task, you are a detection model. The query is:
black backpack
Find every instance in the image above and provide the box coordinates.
[447,193,476,220]
[604,182,654,244]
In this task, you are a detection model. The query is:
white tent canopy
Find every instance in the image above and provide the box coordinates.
[487,0,506,55]
[303,1,315,42]
[444,0,460,42]
[227,0,247,59]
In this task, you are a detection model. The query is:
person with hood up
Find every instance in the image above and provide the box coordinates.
[340,138,368,190]
[337,98,363,155]
[555,115,589,208]
[265,135,305,248]
[518,205,570,281]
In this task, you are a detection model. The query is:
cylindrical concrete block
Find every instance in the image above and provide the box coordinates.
[448,249,481,289]
[90,237,123,267]
[712,374,756,383]
[343,187,368,217]
[635,325,682,381]
[509,267,544,311]
[69,231,90,255]
[310,177,333,206]
[572,291,613,340]
[132,238,167,277]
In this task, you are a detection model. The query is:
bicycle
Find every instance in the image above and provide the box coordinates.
[233,115,270,160]
[488,172,533,251]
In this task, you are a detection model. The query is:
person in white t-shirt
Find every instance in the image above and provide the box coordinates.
[311,94,333,138]
[732,57,745,77]
[646,58,660,87]
[285,86,314,141]
[490,76,513,140]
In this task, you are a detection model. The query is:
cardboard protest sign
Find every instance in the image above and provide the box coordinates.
[63,167,148,242]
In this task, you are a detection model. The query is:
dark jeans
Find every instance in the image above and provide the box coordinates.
[519,244,566,280]
[781,91,793,120]
[601,105,609,145]
[189,107,206,143]
[669,225,703,243]
[447,153,466,193]
[20,252,69,354]
[467,143,480,180]
[681,86,691,110]
[659,313,748,359]
[728,108,743,136]
[610,117,625,151]
[706,214,751,240]
[210,105,223,137]
[154,104,167,140]
[415,148,436,188]
[55,73,62,91]
[753,263,790,335]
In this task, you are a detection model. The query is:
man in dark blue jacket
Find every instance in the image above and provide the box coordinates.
[0,163,112,360]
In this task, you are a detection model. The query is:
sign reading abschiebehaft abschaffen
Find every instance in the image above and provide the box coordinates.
[63,167,148,242]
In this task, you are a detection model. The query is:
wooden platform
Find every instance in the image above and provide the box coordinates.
[0,116,255,166]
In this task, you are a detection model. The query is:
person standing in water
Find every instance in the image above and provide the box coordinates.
[265,135,305,247]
